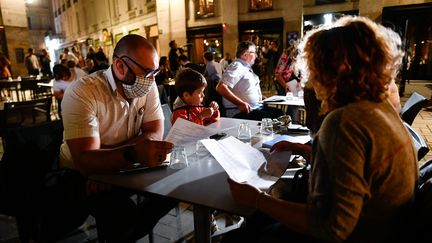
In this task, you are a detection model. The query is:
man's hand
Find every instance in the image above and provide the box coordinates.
[135,140,174,167]
[238,101,251,113]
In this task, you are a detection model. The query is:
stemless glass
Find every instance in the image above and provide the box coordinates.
[237,122,252,144]
[169,146,189,170]
[195,139,209,156]
[260,118,273,136]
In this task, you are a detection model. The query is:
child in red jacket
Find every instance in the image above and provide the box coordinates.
[172,68,220,125]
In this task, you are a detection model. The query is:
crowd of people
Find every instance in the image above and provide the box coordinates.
[1,14,421,243]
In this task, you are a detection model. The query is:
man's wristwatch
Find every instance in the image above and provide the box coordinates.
[123,146,138,164]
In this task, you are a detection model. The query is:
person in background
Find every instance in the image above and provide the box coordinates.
[262,40,280,90]
[63,48,79,65]
[219,52,232,72]
[172,68,220,126]
[0,52,11,79]
[39,49,52,77]
[0,52,11,98]
[226,16,417,243]
[86,47,97,63]
[168,40,180,76]
[155,56,173,85]
[66,60,87,81]
[52,64,73,112]
[95,47,109,65]
[216,41,283,120]
[203,51,223,107]
[25,48,41,75]
[72,47,85,68]
[178,54,203,73]
[59,34,176,242]
[82,58,95,74]
[274,44,302,96]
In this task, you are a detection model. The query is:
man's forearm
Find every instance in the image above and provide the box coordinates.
[216,83,245,107]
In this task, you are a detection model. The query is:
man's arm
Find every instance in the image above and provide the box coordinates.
[67,133,172,176]
[216,82,251,113]
[67,118,169,176]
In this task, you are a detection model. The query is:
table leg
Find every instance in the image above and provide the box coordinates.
[193,205,211,243]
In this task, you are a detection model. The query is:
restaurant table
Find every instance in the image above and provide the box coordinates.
[91,118,265,243]
[263,95,305,107]
[0,79,21,101]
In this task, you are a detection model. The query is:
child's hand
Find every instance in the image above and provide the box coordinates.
[200,108,214,119]
[209,101,219,111]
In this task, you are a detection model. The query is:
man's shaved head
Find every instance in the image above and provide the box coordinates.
[113,34,155,59]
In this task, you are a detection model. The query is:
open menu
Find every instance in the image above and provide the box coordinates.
[201,136,292,190]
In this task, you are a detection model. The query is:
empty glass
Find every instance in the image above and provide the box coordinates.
[169,146,189,170]
[260,118,273,136]
[237,122,252,144]
[286,92,294,100]
[195,139,209,156]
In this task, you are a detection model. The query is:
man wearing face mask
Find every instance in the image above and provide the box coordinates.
[59,34,176,242]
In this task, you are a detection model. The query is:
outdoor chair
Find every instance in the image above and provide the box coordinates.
[404,122,430,161]
[403,159,432,242]
[162,103,172,139]
[0,120,90,242]
[401,92,427,125]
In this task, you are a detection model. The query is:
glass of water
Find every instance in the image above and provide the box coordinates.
[169,146,189,170]
[237,122,252,144]
[260,118,273,136]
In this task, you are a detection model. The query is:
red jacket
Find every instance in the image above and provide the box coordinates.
[172,105,220,126]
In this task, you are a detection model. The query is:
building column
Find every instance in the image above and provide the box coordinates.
[281,0,303,48]
[221,0,238,58]
[359,0,384,22]
[156,0,187,58]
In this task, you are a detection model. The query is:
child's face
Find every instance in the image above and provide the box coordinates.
[183,86,206,106]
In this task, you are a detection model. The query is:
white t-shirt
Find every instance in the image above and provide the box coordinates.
[220,59,262,111]
[59,66,163,168]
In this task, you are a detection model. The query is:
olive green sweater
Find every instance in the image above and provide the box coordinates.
[308,100,418,242]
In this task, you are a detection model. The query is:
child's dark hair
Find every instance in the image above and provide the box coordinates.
[175,68,207,97]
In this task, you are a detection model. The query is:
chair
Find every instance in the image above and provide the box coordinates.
[404,122,430,161]
[19,78,39,101]
[162,103,172,139]
[0,120,90,242]
[157,84,169,105]
[405,158,432,242]
[401,92,427,125]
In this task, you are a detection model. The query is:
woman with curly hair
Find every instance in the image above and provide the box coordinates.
[225,16,418,243]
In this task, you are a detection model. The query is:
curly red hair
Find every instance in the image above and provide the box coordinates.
[299,16,403,113]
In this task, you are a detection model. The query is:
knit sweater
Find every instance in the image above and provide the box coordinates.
[308,100,418,242]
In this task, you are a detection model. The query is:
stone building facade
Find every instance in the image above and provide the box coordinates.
[52,0,431,67]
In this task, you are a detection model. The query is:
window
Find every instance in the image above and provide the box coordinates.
[67,0,71,8]
[249,0,273,11]
[73,0,78,3]
[194,0,215,18]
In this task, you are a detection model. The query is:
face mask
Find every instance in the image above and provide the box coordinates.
[122,75,154,99]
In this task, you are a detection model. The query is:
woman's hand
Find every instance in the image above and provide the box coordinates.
[228,178,262,208]
[270,141,312,162]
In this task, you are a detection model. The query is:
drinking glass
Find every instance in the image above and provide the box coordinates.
[237,122,252,144]
[195,139,209,156]
[286,92,294,100]
[169,146,189,170]
[260,118,273,136]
